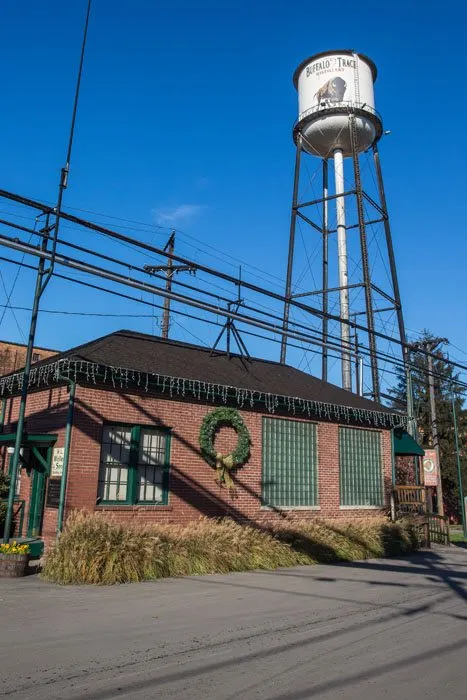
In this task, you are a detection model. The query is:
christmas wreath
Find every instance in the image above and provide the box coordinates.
[199,407,251,490]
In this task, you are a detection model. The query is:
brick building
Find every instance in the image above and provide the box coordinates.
[0,339,57,376]
[0,330,408,547]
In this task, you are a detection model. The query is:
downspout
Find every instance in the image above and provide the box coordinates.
[57,376,76,535]
[391,430,396,486]
[390,430,396,522]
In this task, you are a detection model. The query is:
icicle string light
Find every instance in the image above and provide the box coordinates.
[0,358,407,429]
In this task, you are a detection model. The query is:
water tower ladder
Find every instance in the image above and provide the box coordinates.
[352,53,360,107]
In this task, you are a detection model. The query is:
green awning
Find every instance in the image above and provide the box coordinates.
[393,429,424,456]
[0,432,57,446]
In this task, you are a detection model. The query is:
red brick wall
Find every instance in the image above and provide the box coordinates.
[0,341,57,377]
[67,385,392,527]
[2,384,393,540]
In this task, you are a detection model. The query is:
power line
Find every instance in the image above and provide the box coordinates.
[2,245,467,391]
[0,305,155,318]
[0,268,26,341]
[2,188,467,383]
[0,215,40,332]
[3,252,467,403]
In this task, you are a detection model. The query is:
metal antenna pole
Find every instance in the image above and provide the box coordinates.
[333,148,352,391]
[3,0,92,544]
[281,137,302,365]
[3,215,51,543]
[349,114,379,401]
[321,158,329,382]
[46,0,92,285]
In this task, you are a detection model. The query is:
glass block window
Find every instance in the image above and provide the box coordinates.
[262,418,318,507]
[339,427,383,506]
[97,424,170,505]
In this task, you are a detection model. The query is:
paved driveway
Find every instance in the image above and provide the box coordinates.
[1,547,467,699]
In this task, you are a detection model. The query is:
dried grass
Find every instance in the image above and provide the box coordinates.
[41,511,420,585]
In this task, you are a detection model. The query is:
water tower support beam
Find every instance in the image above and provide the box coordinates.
[333,148,352,392]
[281,138,302,364]
[372,142,414,429]
[322,158,329,382]
[349,116,380,401]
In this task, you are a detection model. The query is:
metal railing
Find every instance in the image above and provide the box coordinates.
[295,100,382,128]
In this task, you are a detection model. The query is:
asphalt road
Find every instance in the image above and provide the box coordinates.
[1,547,467,699]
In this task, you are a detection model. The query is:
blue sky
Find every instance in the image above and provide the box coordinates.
[1,0,466,389]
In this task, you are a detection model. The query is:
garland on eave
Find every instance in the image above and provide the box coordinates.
[0,358,408,430]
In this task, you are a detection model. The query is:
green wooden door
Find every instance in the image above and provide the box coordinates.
[27,449,50,537]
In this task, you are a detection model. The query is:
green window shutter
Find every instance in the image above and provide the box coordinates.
[262,418,318,507]
[339,427,383,506]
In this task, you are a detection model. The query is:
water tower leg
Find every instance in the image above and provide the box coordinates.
[373,143,412,423]
[350,119,380,401]
[333,148,352,391]
[281,139,302,365]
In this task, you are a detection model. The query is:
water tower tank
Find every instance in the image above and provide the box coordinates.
[293,50,382,157]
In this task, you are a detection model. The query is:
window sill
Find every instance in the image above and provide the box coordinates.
[339,505,384,510]
[260,505,321,511]
[96,504,173,511]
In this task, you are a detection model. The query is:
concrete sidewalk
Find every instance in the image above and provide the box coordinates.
[1,547,467,699]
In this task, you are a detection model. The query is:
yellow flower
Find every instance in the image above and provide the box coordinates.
[0,541,30,555]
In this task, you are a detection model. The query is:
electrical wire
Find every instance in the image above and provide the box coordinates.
[0,268,26,342]
[0,216,40,330]
[2,189,467,383]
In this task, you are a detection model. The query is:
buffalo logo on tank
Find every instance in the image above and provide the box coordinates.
[314,77,347,106]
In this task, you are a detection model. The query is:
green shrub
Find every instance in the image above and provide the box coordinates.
[41,511,420,585]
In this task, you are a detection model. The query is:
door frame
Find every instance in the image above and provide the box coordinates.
[26,445,53,538]
[0,433,57,538]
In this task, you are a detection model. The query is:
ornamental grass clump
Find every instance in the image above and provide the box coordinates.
[42,511,163,585]
[267,518,418,563]
[42,511,420,585]
[153,519,302,577]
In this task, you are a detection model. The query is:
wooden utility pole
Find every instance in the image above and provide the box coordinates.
[143,232,196,339]
[410,337,448,516]
[427,350,444,515]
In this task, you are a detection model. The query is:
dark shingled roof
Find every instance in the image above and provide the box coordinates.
[36,329,395,415]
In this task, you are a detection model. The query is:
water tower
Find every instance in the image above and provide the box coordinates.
[280,49,406,403]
